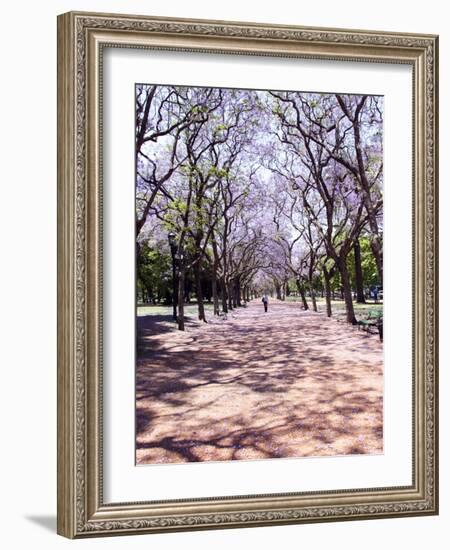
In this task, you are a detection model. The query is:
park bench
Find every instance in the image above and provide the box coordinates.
[358,309,383,341]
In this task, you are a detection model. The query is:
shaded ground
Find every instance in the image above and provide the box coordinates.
[136,300,383,465]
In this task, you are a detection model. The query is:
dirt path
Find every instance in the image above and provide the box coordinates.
[136,300,383,464]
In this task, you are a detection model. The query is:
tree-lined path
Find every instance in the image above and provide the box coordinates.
[135,84,384,465]
[136,300,383,464]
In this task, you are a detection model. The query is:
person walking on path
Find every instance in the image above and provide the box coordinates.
[262,295,269,313]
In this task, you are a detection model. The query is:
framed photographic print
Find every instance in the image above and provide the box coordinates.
[57,11,439,538]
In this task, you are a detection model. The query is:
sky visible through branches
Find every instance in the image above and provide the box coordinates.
[135,83,383,325]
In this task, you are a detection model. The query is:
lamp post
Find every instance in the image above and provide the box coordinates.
[168,232,177,321]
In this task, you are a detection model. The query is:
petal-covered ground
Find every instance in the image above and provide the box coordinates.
[136,300,383,464]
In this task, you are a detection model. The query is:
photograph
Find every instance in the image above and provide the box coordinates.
[0,0,444,546]
[135,84,384,465]
[54,8,438,539]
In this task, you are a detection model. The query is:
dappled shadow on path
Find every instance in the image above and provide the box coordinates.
[136,301,383,464]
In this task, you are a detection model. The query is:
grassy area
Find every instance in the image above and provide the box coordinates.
[137,302,216,318]
[285,296,382,321]
[137,298,382,323]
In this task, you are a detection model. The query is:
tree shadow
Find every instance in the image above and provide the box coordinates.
[135,305,383,464]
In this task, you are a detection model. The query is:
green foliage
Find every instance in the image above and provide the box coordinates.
[207,166,229,178]
[167,198,189,216]
[272,102,282,115]
[213,123,228,134]
[137,243,172,303]
[347,237,380,288]
[190,105,209,115]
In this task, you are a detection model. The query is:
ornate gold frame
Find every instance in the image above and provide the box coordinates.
[57,11,439,538]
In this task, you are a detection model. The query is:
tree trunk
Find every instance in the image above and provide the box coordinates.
[338,258,357,324]
[221,277,228,313]
[194,262,206,322]
[370,237,383,285]
[275,282,282,300]
[308,263,317,312]
[309,281,317,312]
[212,269,220,316]
[354,239,366,304]
[227,282,233,310]
[210,231,222,315]
[177,267,185,331]
[232,280,238,308]
[146,286,152,304]
[236,278,242,307]
[323,267,332,317]
[296,279,309,310]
